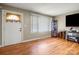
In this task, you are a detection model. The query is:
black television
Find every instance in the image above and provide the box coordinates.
[66,13,79,27]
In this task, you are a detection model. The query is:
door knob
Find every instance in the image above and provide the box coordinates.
[19,28,22,32]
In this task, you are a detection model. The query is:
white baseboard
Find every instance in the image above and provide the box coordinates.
[0,36,51,48]
[22,35,51,43]
[0,45,2,47]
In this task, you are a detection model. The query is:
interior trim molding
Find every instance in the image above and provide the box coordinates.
[0,45,2,47]
[0,36,51,48]
[22,35,51,43]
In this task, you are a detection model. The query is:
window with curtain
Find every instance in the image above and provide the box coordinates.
[49,18,52,31]
[31,15,38,33]
[31,14,52,33]
[38,16,49,32]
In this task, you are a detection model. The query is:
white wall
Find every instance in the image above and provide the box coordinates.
[0,4,52,42]
[55,10,79,32]
[55,15,65,32]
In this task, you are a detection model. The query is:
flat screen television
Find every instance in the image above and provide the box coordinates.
[66,13,79,27]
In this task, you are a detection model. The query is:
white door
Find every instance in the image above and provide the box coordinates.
[5,21,22,46]
[4,11,22,46]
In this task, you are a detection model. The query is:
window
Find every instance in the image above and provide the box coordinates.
[49,18,52,31]
[31,14,52,33]
[6,13,20,22]
[31,15,38,32]
[38,16,49,32]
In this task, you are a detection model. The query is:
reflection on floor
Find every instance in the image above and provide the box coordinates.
[0,38,79,55]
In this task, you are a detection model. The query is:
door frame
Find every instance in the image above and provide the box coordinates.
[2,10,23,47]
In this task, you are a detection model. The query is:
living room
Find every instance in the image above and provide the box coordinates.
[0,3,79,55]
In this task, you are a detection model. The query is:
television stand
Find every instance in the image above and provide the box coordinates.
[66,31,79,43]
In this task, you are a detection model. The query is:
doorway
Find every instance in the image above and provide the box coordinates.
[2,10,23,46]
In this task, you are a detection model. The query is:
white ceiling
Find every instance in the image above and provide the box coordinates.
[4,3,79,16]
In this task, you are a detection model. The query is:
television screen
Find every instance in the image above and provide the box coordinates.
[66,13,79,27]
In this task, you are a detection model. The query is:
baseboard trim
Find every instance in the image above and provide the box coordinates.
[0,45,2,47]
[0,36,51,48]
[22,36,51,43]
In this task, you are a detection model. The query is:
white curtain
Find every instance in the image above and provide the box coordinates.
[38,16,49,32]
[31,14,52,33]
[31,15,38,32]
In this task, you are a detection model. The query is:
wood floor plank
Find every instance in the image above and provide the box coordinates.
[0,38,79,55]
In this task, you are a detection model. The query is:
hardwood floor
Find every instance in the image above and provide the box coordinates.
[0,38,79,55]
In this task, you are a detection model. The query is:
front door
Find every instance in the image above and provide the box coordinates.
[4,11,22,46]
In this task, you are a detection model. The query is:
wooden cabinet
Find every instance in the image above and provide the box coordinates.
[58,31,66,39]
